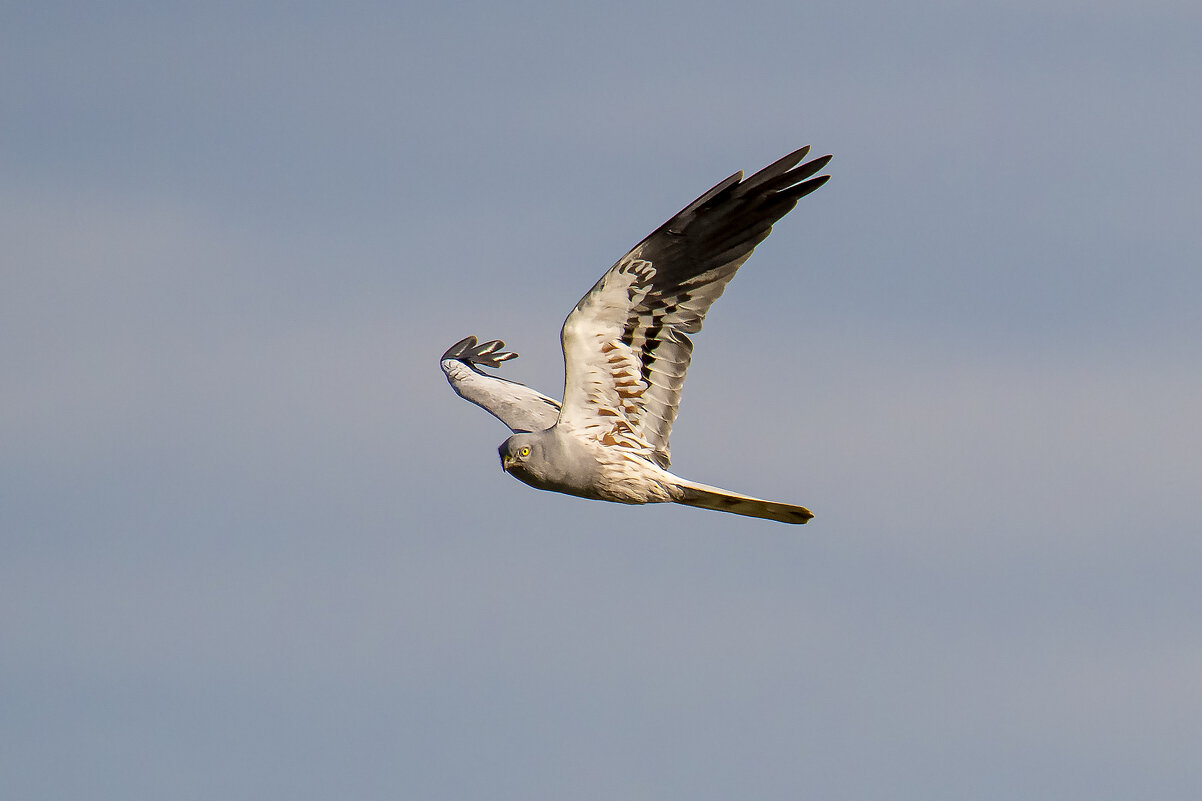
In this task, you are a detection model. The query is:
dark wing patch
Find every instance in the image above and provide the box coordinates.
[441,336,519,370]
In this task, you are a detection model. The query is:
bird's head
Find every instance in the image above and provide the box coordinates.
[499,433,538,474]
[498,430,600,499]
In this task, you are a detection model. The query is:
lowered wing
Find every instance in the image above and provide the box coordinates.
[441,336,561,433]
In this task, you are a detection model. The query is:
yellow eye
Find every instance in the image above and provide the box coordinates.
[519,446,530,457]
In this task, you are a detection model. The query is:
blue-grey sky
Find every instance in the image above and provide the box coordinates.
[3,2,1201,799]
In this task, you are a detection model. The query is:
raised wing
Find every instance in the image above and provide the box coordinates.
[441,336,561,433]
[557,146,831,467]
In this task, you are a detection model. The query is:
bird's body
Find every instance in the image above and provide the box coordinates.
[500,430,678,504]
[441,146,831,525]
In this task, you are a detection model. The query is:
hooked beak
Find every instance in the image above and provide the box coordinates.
[501,453,512,471]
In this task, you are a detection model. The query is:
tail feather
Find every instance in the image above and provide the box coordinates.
[674,479,813,525]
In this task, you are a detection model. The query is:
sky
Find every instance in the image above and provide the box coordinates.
[3,1,1201,799]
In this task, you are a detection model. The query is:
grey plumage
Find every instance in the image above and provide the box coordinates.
[441,146,831,525]
[441,336,560,433]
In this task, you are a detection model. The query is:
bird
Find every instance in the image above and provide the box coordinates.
[440,145,830,524]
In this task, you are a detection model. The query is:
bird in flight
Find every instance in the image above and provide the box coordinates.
[441,146,830,524]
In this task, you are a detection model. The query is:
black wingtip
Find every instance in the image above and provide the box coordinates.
[736,147,831,196]
[441,335,479,361]
[442,336,519,368]
[790,173,831,201]
[793,154,833,183]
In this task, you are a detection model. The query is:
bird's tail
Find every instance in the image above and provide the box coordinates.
[673,478,813,525]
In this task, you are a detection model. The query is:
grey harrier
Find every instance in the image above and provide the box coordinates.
[441,146,830,524]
